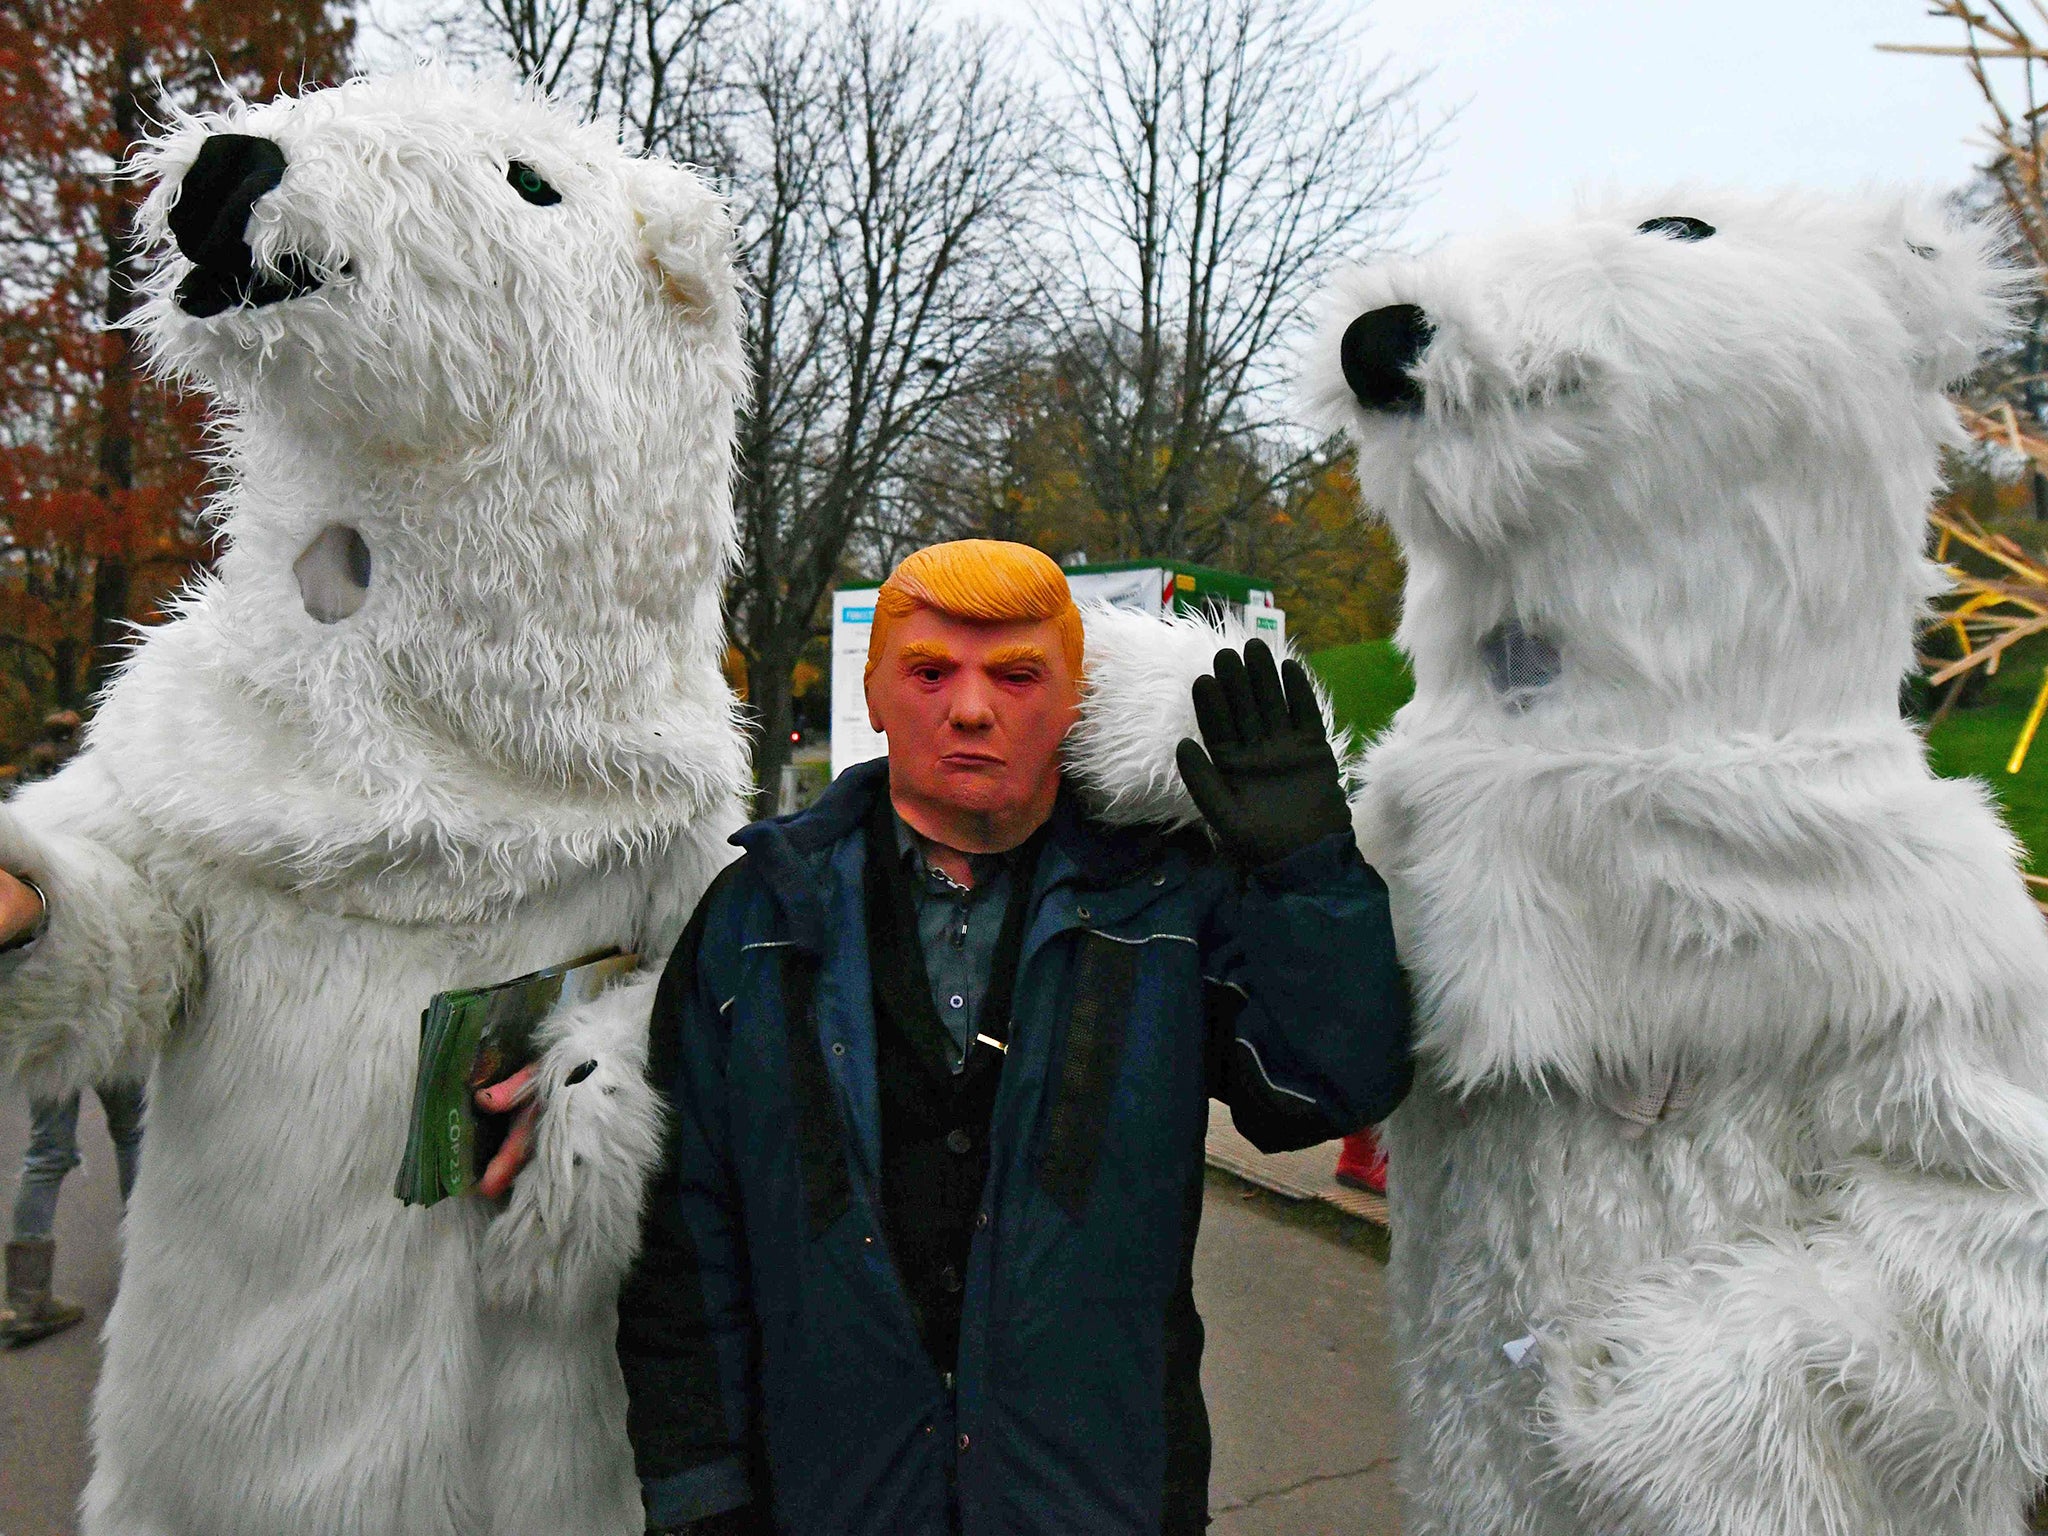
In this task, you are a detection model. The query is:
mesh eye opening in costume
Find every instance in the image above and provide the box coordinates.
[1479,620,1562,713]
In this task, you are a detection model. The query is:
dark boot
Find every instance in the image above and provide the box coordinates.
[1,1237,84,1346]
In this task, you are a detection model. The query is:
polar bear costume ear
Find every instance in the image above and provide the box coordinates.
[622,158,739,324]
[1873,193,2023,388]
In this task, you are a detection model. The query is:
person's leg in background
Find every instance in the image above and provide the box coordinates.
[96,1079,146,1205]
[4,1090,89,1345]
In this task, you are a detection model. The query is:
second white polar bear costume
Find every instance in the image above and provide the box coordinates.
[1081,191,2048,1535]
[1310,193,2048,1535]
[0,76,748,1533]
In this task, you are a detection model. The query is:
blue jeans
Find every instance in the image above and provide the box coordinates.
[10,1083,145,1240]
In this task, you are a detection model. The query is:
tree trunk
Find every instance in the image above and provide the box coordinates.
[747,645,800,820]
[87,31,146,706]
[86,557,130,703]
[50,638,82,713]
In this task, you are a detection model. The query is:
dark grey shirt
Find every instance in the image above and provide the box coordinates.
[893,813,1016,1074]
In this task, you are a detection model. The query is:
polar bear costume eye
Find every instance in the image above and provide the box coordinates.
[1637,215,1716,241]
[506,160,561,207]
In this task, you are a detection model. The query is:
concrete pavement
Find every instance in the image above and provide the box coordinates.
[1,1087,115,1536]
[0,1089,1401,1533]
[1200,1172,1401,1534]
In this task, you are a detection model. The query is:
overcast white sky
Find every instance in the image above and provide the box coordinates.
[364,1,2021,247]
[944,0,2017,248]
[1241,0,2005,245]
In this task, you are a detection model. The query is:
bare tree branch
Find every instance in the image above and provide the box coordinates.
[1035,0,1439,562]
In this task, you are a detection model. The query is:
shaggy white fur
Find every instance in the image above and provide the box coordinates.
[0,73,749,1535]
[1305,190,2048,1534]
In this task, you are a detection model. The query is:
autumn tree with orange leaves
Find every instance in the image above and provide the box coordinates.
[0,0,352,741]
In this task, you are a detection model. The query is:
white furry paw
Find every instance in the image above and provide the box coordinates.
[1066,604,1351,831]
[478,972,664,1316]
[0,794,188,1097]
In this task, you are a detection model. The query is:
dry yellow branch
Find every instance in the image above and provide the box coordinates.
[1876,43,2047,57]
[1928,616,2048,685]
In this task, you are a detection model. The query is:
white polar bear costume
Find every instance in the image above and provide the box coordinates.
[1305,192,2048,1535]
[1076,191,2048,1535]
[0,74,750,1534]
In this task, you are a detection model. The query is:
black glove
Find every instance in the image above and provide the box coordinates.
[1175,639,1352,868]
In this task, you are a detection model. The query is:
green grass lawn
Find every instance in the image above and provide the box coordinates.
[1308,638,2048,871]
[1922,653,2048,873]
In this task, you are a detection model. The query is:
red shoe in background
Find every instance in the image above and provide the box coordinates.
[1334,1127,1387,1195]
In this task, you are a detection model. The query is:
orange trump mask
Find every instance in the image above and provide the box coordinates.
[863,540,1084,860]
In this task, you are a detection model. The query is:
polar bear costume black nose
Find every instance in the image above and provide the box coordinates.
[172,134,325,317]
[171,135,285,268]
[1341,303,1433,414]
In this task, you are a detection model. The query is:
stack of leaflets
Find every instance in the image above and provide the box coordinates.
[395,947,641,1207]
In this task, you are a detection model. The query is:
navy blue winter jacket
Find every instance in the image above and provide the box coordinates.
[617,758,1411,1535]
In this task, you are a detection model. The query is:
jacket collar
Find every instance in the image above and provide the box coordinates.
[731,756,1185,949]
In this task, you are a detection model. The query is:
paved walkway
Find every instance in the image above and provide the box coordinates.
[0,1088,112,1536]
[1200,1169,1402,1534]
[0,1089,1401,1534]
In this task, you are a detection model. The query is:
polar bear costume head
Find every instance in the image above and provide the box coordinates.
[76,73,750,922]
[1290,192,2046,1094]
[1303,191,2016,749]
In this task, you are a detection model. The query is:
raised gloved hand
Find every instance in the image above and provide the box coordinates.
[1175,639,1352,868]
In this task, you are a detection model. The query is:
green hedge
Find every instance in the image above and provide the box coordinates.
[1308,638,2048,872]
[1307,639,1413,744]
